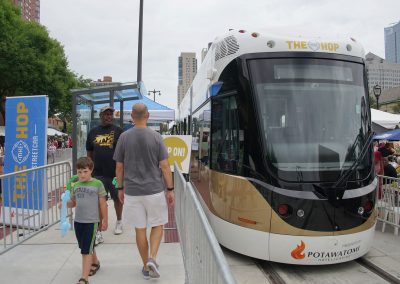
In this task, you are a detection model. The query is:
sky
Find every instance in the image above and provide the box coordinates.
[41,0,400,111]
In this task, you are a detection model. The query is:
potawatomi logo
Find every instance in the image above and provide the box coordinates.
[291,240,306,259]
[12,140,30,164]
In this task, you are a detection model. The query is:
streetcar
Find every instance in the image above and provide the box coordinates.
[177,30,376,265]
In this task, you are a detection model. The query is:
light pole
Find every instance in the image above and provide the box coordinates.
[148,89,161,102]
[373,84,382,110]
[137,0,143,83]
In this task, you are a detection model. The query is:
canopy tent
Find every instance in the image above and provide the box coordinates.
[47,128,68,136]
[0,126,67,136]
[373,129,400,141]
[371,108,400,130]
[94,95,175,122]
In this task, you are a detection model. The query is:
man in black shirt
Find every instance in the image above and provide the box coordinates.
[383,157,398,181]
[87,106,124,237]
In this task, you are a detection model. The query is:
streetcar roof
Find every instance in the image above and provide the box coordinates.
[210,30,365,63]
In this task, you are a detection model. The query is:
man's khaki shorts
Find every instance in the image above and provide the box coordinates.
[123,191,168,228]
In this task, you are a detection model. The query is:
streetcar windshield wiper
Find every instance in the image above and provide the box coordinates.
[333,132,373,188]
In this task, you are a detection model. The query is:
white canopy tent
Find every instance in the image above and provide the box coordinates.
[371,109,400,130]
[0,126,67,136]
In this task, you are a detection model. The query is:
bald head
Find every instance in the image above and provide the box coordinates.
[131,103,149,121]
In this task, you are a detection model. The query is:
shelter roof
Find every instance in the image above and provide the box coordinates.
[71,82,144,104]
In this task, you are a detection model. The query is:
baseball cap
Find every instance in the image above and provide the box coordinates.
[99,106,115,114]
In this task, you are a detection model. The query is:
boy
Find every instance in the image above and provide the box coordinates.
[61,157,108,284]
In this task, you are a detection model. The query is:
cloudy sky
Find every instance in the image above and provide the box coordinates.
[41,0,400,110]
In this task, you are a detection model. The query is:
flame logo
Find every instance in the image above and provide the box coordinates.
[291,241,306,259]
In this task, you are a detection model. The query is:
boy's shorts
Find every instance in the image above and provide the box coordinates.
[74,222,97,254]
[95,176,118,201]
[123,191,168,229]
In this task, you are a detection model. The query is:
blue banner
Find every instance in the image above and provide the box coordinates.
[3,96,48,210]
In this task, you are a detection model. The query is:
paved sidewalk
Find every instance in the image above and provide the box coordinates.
[0,201,185,284]
[364,222,400,280]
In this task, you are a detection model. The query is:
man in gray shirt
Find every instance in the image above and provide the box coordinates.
[113,103,174,280]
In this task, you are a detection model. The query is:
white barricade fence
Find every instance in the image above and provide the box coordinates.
[0,161,72,254]
[174,163,237,284]
[376,175,400,236]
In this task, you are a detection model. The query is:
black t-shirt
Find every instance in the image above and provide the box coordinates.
[378,147,392,158]
[384,164,397,180]
[86,124,123,178]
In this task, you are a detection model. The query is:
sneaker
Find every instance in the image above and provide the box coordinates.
[114,220,123,235]
[142,267,150,280]
[146,258,160,278]
[95,231,104,246]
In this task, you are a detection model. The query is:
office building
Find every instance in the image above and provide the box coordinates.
[177,52,197,106]
[385,21,400,64]
[13,0,40,23]
[366,52,400,95]
[90,76,119,87]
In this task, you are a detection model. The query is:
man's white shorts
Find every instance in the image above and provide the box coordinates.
[123,191,168,228]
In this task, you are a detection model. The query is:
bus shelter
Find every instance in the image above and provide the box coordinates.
[71,82,146,172]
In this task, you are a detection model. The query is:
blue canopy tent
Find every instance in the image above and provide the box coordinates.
[373,129,400,141]
[94,95,174,125]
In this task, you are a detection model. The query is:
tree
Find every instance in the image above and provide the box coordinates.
[0,0,90,127]
[392,102,400,114]
[369,96,376,109]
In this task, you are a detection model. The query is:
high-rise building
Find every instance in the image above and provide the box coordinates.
[12,0,40,23]
[177,52,197,107]
[384,21,400,63]
[366,52,400,95]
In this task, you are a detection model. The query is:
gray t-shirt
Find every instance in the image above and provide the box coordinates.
[113,127,169,196]
[70,178,107,223]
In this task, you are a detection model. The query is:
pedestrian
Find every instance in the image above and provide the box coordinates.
[59,157,108,284]
[113,103,174,280]
[47,139,56,164]
[86,105,124,244]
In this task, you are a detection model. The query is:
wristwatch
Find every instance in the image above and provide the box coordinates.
[167,187,174,191]
[115,187,124,191]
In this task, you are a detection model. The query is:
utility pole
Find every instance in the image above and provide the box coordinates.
[137,0,143,83]
[148,89,161,102]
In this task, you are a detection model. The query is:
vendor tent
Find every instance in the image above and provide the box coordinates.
[371,108,400,130]
[47,128,68,136]
[373,129,400,141]
[95,95,174,122]
[0,126,67,137]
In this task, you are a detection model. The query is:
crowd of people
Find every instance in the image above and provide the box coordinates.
[374,141,400,179]
[47,136,73,164]
[60,104,174,284]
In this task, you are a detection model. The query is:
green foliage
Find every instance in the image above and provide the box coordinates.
[392,102,400,114]
[0,0,91,125]
[369,96,376,109]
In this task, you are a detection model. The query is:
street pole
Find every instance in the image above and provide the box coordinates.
[137,0,143,83]
[148,89,161,102]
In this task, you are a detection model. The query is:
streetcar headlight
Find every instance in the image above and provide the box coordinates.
[297,209,305,218]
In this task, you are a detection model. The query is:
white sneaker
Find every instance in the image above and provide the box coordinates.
[114,220,123,235]
[95,231,104,245]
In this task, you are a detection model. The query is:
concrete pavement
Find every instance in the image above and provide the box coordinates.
[0,201,185,284]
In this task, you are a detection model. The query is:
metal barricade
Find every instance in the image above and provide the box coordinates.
[174,163,237,284]
[0,161,72,254]
[376,175,400,236]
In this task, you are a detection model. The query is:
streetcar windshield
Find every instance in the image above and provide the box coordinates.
[248,58,370,181]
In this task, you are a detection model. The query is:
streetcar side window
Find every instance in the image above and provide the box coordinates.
[211,95,244,174]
